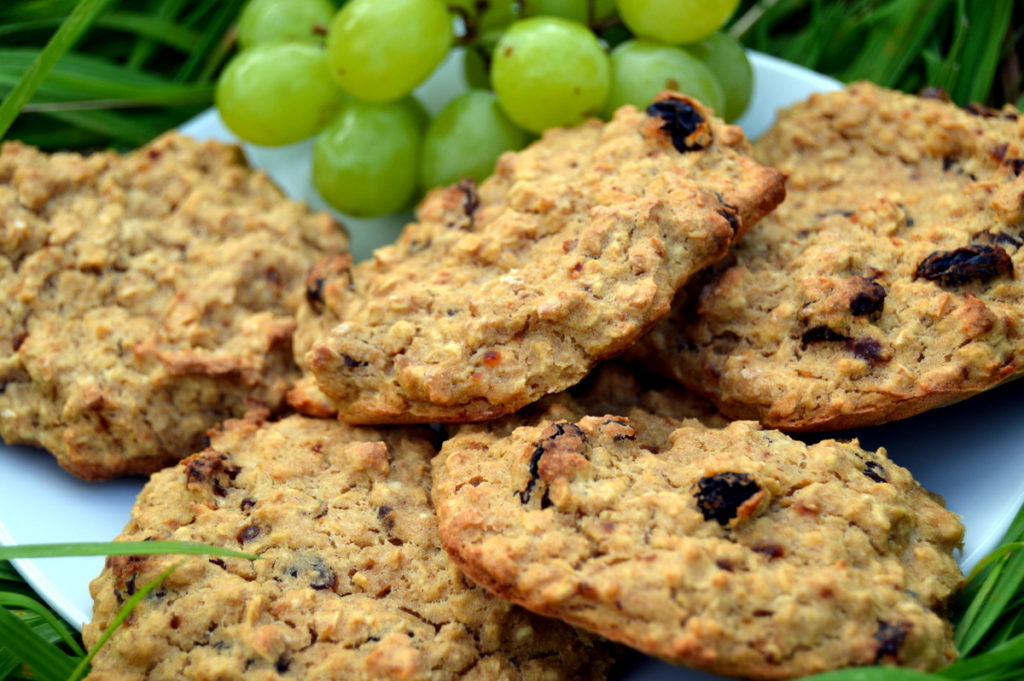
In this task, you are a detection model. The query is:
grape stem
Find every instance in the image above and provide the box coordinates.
[729,0,782,40]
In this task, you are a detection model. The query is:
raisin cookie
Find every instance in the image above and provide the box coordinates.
[0,133,347,479]
[433,405,963,677]
[84,413,611,681]
[633,83,1024,430]
[300,93,784,423]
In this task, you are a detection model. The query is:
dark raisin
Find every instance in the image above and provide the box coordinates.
[342,353,367,368]
[306,278,326,313]
[964,103,1017,120]
[237,525,261,544]
[1007,158,1024,176]
[801,325,850,344]
[209,558,227,570]
[974,230,1024,248]
[864,461,888,483]
[753,543,785,559]
[850,279,886,316]
[874,621,911,662]
[714,192,740,233]
[992,143,1008,161]
[240,497,256,512]
[817,209,855,220]
[275,657,291,673]
[715,559,734,571]
[407,238,432,254]
[942,155,957,172]
[919,86,950,101]
[459,179,480,225]
[646,98,709,152]
[695,472,760,526]
[915,245,1014,287]
[12,332,27,351]
[847,338,888,365]
[377,505,395,531]
[516,423,586,504]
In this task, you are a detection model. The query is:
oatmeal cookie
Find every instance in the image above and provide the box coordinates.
[433,407,963,678]
[633,83,1024,429]
[301,93,784,423]
[0,133,347,479]
[84,413,611,681]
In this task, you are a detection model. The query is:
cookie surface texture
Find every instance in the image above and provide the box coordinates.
[302,93,785,423]
[0,133,347,478]
[433,408,964,678]
[634,83,1024,429]
[84,413,611,681]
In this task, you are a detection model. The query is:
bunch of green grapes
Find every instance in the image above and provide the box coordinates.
[216,0,753,218]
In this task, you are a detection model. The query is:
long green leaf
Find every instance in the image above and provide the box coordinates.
[957,540,1024,654]
[127,0,192,69]
[0,606,78,681]
[0,12,200,50]
[841,0,953,85]
[0,594,85,656]
[940,633,1024,679]
[175,0,246,84]
[0,0,118,139]
[950,0,1013,104]
[67,562,180,681]
[0,541,258,561]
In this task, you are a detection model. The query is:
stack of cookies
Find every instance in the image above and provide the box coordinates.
[4,83,1017,679]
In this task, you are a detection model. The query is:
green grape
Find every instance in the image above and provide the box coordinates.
[615,0,740,44]
[448,0,517,32]
[683,31,752,122]
[313,98,424,217]
[326,0,453,102]
[491,17,611,133]
[237,0,334,49]
[604,39,724,117]
[421,90,529,189]
[522,0,616,24]
[216,43,346,146]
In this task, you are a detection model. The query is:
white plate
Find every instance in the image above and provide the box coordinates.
[2,51,1022,681]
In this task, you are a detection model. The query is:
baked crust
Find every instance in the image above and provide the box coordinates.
[299,94,784,423]
[633,83,1024,430]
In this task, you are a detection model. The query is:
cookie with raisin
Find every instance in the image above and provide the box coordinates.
[632,82,1024,430]
[433,391,963,678]
[297,93,784,423]
[0,133,348,479]
[84,412,611,681]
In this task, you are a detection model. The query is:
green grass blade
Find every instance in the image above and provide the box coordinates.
[174,0,245,83]
[67,562,180,681]
[0,606,78,681]
[98,12,200,51]
[0,651,19,679]
[0,594,85,656]
[940,632,1024,679]
[841,0,952,86]
[956,534,1024,654]
[950,0,1013,105]
[0,12,199,50]
[0,541,258,561]
[127,0,192,69]
[0,0,118,139]
[34,109,169,145]
[0,561,20,583]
